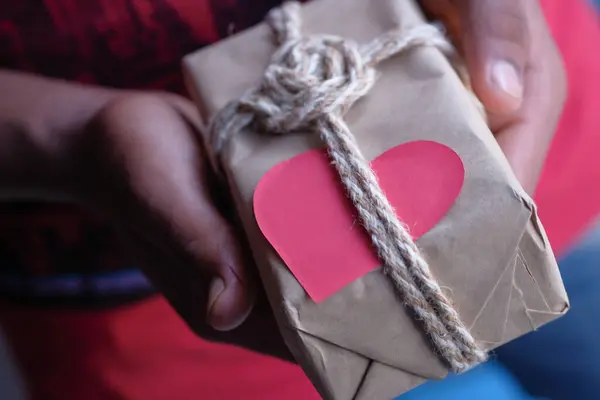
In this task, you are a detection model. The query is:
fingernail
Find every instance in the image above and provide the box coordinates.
[491,60,523,100]
[207,277,225,325]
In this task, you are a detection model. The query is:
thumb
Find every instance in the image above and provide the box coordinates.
[155,100,255,332]
[184,208,255,332]
[94,94,255,332]
[162,95,257,332]
[457,0,530,115]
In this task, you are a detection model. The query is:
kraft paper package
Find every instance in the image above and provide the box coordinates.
[183,0,569,399]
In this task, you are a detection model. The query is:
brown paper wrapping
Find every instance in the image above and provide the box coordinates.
[183,0,569,398]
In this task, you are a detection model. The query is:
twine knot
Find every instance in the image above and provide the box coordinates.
[210,1,488,372]
[240,34,376,133]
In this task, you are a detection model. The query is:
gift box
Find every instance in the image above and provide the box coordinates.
[183,0,569,398]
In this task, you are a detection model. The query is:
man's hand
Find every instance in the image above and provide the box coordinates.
[86,95,252,331]
[421,0,567,193]
[0,72,285,358]
[80,94,287,357]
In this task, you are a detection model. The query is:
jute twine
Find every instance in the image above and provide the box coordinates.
[209,2,487,372]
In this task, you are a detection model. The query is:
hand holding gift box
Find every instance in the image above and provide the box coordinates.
[184,1,568,398]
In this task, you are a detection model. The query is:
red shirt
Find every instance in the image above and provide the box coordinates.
[0,0,599,399]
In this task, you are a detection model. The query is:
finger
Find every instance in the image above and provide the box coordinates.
[490,3,567,193]
[95,95,255,331]
[178,186,255,333]
[456,0,530,115]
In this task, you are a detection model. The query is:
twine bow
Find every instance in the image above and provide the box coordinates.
[210,2,487,372]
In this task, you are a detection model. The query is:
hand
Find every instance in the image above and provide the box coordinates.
[420,0,567,193]
[78,94,288,357]
[1,71,285,358]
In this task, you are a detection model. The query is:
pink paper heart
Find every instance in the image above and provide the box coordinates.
[254,141,464,302]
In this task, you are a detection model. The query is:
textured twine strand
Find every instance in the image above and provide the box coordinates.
[210,2,487,372]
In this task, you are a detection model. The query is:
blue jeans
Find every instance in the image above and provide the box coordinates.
[397,224,600,400]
